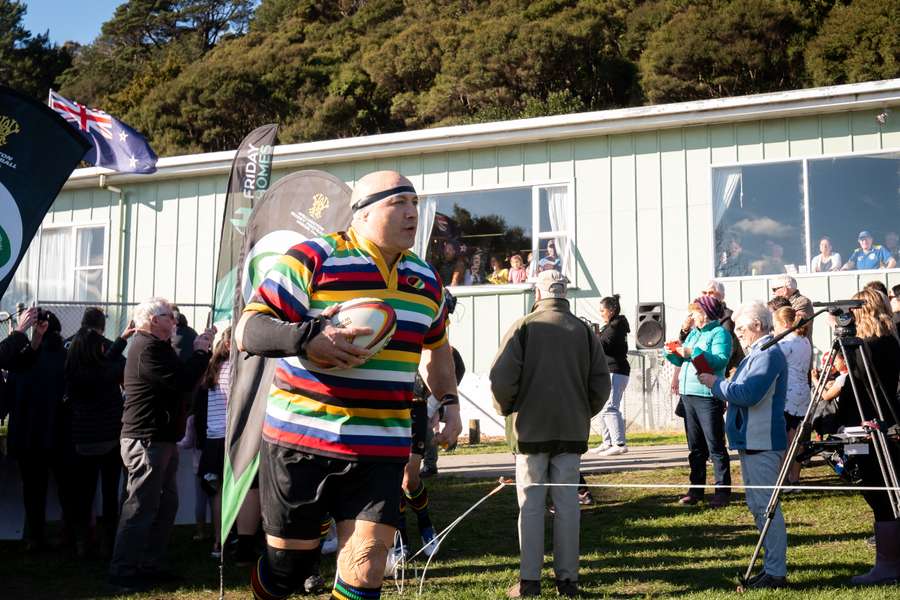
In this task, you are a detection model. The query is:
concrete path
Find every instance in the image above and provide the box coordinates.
[434,444,741,479]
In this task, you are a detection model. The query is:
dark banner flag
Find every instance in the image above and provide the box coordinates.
[212,124,278,328]
[221,170,352,540]
[0,86,90,298]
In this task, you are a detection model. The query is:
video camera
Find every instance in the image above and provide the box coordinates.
[812,300,864,338]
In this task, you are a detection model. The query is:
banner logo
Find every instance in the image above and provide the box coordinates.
[0,116,20,146]
[0,182,23,276]
[309,193,329,220]
[241,230,307,302]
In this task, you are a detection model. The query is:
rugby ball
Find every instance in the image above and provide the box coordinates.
[331,298,397,357]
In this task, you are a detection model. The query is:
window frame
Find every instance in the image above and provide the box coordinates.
[708,147,900,280]
[420,179,576,295]
[33,221,109,302]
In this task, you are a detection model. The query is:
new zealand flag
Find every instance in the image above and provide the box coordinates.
[48,90,157,174]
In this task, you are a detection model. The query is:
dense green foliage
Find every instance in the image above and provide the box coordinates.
[6,0,899,155]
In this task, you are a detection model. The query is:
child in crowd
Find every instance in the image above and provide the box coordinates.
[508,253,528,283]
[810,351,848,437]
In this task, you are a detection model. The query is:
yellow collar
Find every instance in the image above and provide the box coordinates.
[347,227,407,289]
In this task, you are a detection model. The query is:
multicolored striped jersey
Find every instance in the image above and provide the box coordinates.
[244,228,448,462]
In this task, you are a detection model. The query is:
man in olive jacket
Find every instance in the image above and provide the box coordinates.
[490,270,611,598]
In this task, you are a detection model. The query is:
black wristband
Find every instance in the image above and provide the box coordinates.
[439,393,459,407]
[297,316,327,358]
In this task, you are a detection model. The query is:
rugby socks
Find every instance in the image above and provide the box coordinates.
[332,575,381,600]
[404,481,433,532]
[397,496,410,547]
[251,554,291,600]
[251,546,320,600]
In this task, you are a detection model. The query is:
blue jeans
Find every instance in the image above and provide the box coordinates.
[600,373,629,446]
[681,394,731,498]
[740,450,787,577]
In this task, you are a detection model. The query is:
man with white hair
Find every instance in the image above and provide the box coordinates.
[237,171,461,600]
[698,300,789,589]
[491,270,610,598]
[109,298,214,591]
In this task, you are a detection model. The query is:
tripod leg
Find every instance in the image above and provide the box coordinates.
[740,345,839,589]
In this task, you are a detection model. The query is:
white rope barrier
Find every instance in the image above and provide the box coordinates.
[391,475,900,595]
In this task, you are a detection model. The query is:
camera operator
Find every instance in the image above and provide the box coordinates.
[0,307,47,365]
[837,288,900,586]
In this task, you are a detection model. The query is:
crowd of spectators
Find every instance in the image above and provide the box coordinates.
[433,239,561,287]
[717,230,899,278]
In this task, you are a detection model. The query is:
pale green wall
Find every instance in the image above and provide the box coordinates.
[43,106,900,369]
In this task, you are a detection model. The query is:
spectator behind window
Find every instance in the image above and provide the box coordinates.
[487,254,509,284]
[437,240,466,286]
[538,240,561,272]
[811,236,842,272]
[716,237,752,278]
[508,253,528,283]
[842,230,897,271]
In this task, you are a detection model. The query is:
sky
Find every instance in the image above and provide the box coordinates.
[21,0,124,45]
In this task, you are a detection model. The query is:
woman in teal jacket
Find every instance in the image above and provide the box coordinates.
[664,295,733,507]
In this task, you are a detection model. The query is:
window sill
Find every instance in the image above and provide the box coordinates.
[715,267,900,283]
[447,282,582,297]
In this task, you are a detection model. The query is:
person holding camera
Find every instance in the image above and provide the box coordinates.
[698,300,789,590]
[109,298,214,591]
[4,310,72,552]
[837,288,900,585]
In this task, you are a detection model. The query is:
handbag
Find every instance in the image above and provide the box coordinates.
[674,397,685,418]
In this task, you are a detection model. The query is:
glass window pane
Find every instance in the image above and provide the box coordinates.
[77,226,105,267]
[713,162,805,278]
[75,268,103,301]
[809,153,900,272]
[425,188,533,286]
[39,228,74,300]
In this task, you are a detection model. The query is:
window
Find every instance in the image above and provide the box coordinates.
[1,223,107,308]
[417,184,572,288]
[712,150,900,277]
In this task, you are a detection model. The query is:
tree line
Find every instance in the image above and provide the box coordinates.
[4,0,898,157]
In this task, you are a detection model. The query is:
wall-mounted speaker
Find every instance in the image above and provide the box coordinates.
[635,302,665,349]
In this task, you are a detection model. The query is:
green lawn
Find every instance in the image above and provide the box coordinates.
[1,465,892,599]
[449,431,688,455]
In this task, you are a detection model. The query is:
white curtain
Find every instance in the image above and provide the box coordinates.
[713,168,742,229]
[547,186,570,275]
[414,195,437,261]
[38,228,73,301]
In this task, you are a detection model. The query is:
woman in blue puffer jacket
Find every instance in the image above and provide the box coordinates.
[664,295,732,508]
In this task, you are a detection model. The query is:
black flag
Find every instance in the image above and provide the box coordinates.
[0,86,90,298]
[221,170,353,539]
[212,124,278,327]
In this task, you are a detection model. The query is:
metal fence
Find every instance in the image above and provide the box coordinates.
[15,301,214,341]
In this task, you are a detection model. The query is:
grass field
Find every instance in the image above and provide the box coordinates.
[2,464,894,599]
[449,432,688,455]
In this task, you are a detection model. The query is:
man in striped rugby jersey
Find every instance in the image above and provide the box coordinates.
[237,171,462,600]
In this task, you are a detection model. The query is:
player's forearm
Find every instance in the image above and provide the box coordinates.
[236,311,325,358]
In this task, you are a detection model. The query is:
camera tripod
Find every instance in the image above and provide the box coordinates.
[738,303,900,589]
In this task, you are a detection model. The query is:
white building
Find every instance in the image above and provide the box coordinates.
[5,78,900,437]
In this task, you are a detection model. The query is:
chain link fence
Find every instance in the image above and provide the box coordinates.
[11,301,214,341]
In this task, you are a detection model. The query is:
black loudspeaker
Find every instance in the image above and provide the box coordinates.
[635,302,665,349]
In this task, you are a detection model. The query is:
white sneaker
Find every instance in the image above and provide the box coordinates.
[384,546,407,577]
[598,445,628,457]
[588,443,612,455]
[321,536,338,555]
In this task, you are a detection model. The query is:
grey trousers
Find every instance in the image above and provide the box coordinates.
[739,449,787,577]
[109,439,180,577]
[515,452,581,582]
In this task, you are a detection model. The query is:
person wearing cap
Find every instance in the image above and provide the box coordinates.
[842,231,896,271]
[490,270,610,598]
[771,275,813,344]
[664,295,733,508]
[236,171,462,600]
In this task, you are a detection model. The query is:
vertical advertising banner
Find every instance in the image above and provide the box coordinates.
[0,86,90,298]
[221,170,353,541]
[212,124,278,328]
